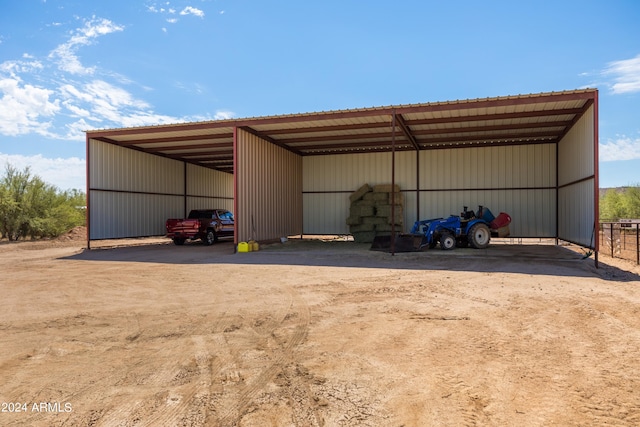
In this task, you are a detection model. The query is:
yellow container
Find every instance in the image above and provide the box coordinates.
[250,241,259,251]
[237,242,249,253]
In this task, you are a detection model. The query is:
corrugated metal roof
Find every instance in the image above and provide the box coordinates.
[86,89,597,174]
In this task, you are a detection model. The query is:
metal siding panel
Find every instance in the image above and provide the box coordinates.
[89,139,188,239]
[558,180,594,245]
[236,129,302,242]
[471,148,482,188]
[419,144,555,189]
[90,139,184,194]
[186,197,234,213]
[185,164,234,214]
[417,189,556,237]
[89,191,182,239]
[504,145,514,188]
[559,106,594,186]
[492,146,504,188]
[302,152,417,234]
[302,152,417,191]
[398,151,417,190]
[303,143,557,238]
[518,146,529,188]
[303,194,350,234]
[412,144,556,237]
[557,107,596,245]
[399,190,416,233]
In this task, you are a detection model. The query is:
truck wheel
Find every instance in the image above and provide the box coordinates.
[173,238,186,246]
[203,230,216,246]
[440,232,456,250]
[469,223,490,249]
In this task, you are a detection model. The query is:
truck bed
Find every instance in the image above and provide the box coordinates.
[165,218,200,237]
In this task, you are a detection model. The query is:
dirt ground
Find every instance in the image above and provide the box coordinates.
[2,230,640,427]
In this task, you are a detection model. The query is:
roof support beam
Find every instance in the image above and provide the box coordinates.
[555,99,595,142]
[90,136,232,173]
[117,133,233,146]
[283,131,405,144]
[248,109,582,138]
[407,108,584,126]
[412,120,572,136]
[416,131,560,146]
[289,129,559,150]
[147,142,233,152]
[395,113,420,151]
[238,126,304,156]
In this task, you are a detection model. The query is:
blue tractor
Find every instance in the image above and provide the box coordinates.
[410,206,494,250]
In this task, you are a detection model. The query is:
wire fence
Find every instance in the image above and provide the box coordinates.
[599,222,640,264]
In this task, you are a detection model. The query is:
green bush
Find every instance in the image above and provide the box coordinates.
[0,164,86,240]
[600,185,640,222]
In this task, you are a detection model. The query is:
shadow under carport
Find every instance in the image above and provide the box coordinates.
[59,239,636,281]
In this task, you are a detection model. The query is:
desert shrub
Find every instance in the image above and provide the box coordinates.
[0,164,85,240]
[600,185,640,222]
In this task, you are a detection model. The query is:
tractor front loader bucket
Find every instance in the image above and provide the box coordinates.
[370,234,423,253]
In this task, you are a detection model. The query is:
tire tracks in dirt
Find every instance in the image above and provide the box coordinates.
[434,371,492,427]
[104,311,241,426]
[12,304,241,426]
[562,301,640,426]
[210,285,314,426]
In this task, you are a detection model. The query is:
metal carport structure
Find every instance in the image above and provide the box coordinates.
[85,88,599,263]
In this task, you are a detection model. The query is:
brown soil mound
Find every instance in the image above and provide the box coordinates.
[55,226,87,242]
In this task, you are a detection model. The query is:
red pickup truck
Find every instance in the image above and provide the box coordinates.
[166,209,234,246]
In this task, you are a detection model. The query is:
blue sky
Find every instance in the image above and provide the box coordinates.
[0,0,639,191]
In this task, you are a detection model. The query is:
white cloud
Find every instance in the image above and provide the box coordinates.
[63,118,92,140]
[213,110,235,120]
[1,14,222,144]
[0,77,60,136]
[117,112,185,128]
[84,80,149,110]
[0,152,86,191]
[604,54,640,94]
[180,6,205,18]
[63,101,97,122]
[48,17,124,75]
[147,4,206,29]
[0,59,44,77]
[59,80,172,131]
[600,135,640,161]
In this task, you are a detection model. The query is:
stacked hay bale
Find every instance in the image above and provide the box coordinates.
[346,183,404,243]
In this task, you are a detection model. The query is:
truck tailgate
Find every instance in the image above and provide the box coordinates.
[166,219,200,236]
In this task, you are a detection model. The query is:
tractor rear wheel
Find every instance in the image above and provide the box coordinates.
[469,223,490,249]
[440,232,456,250]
